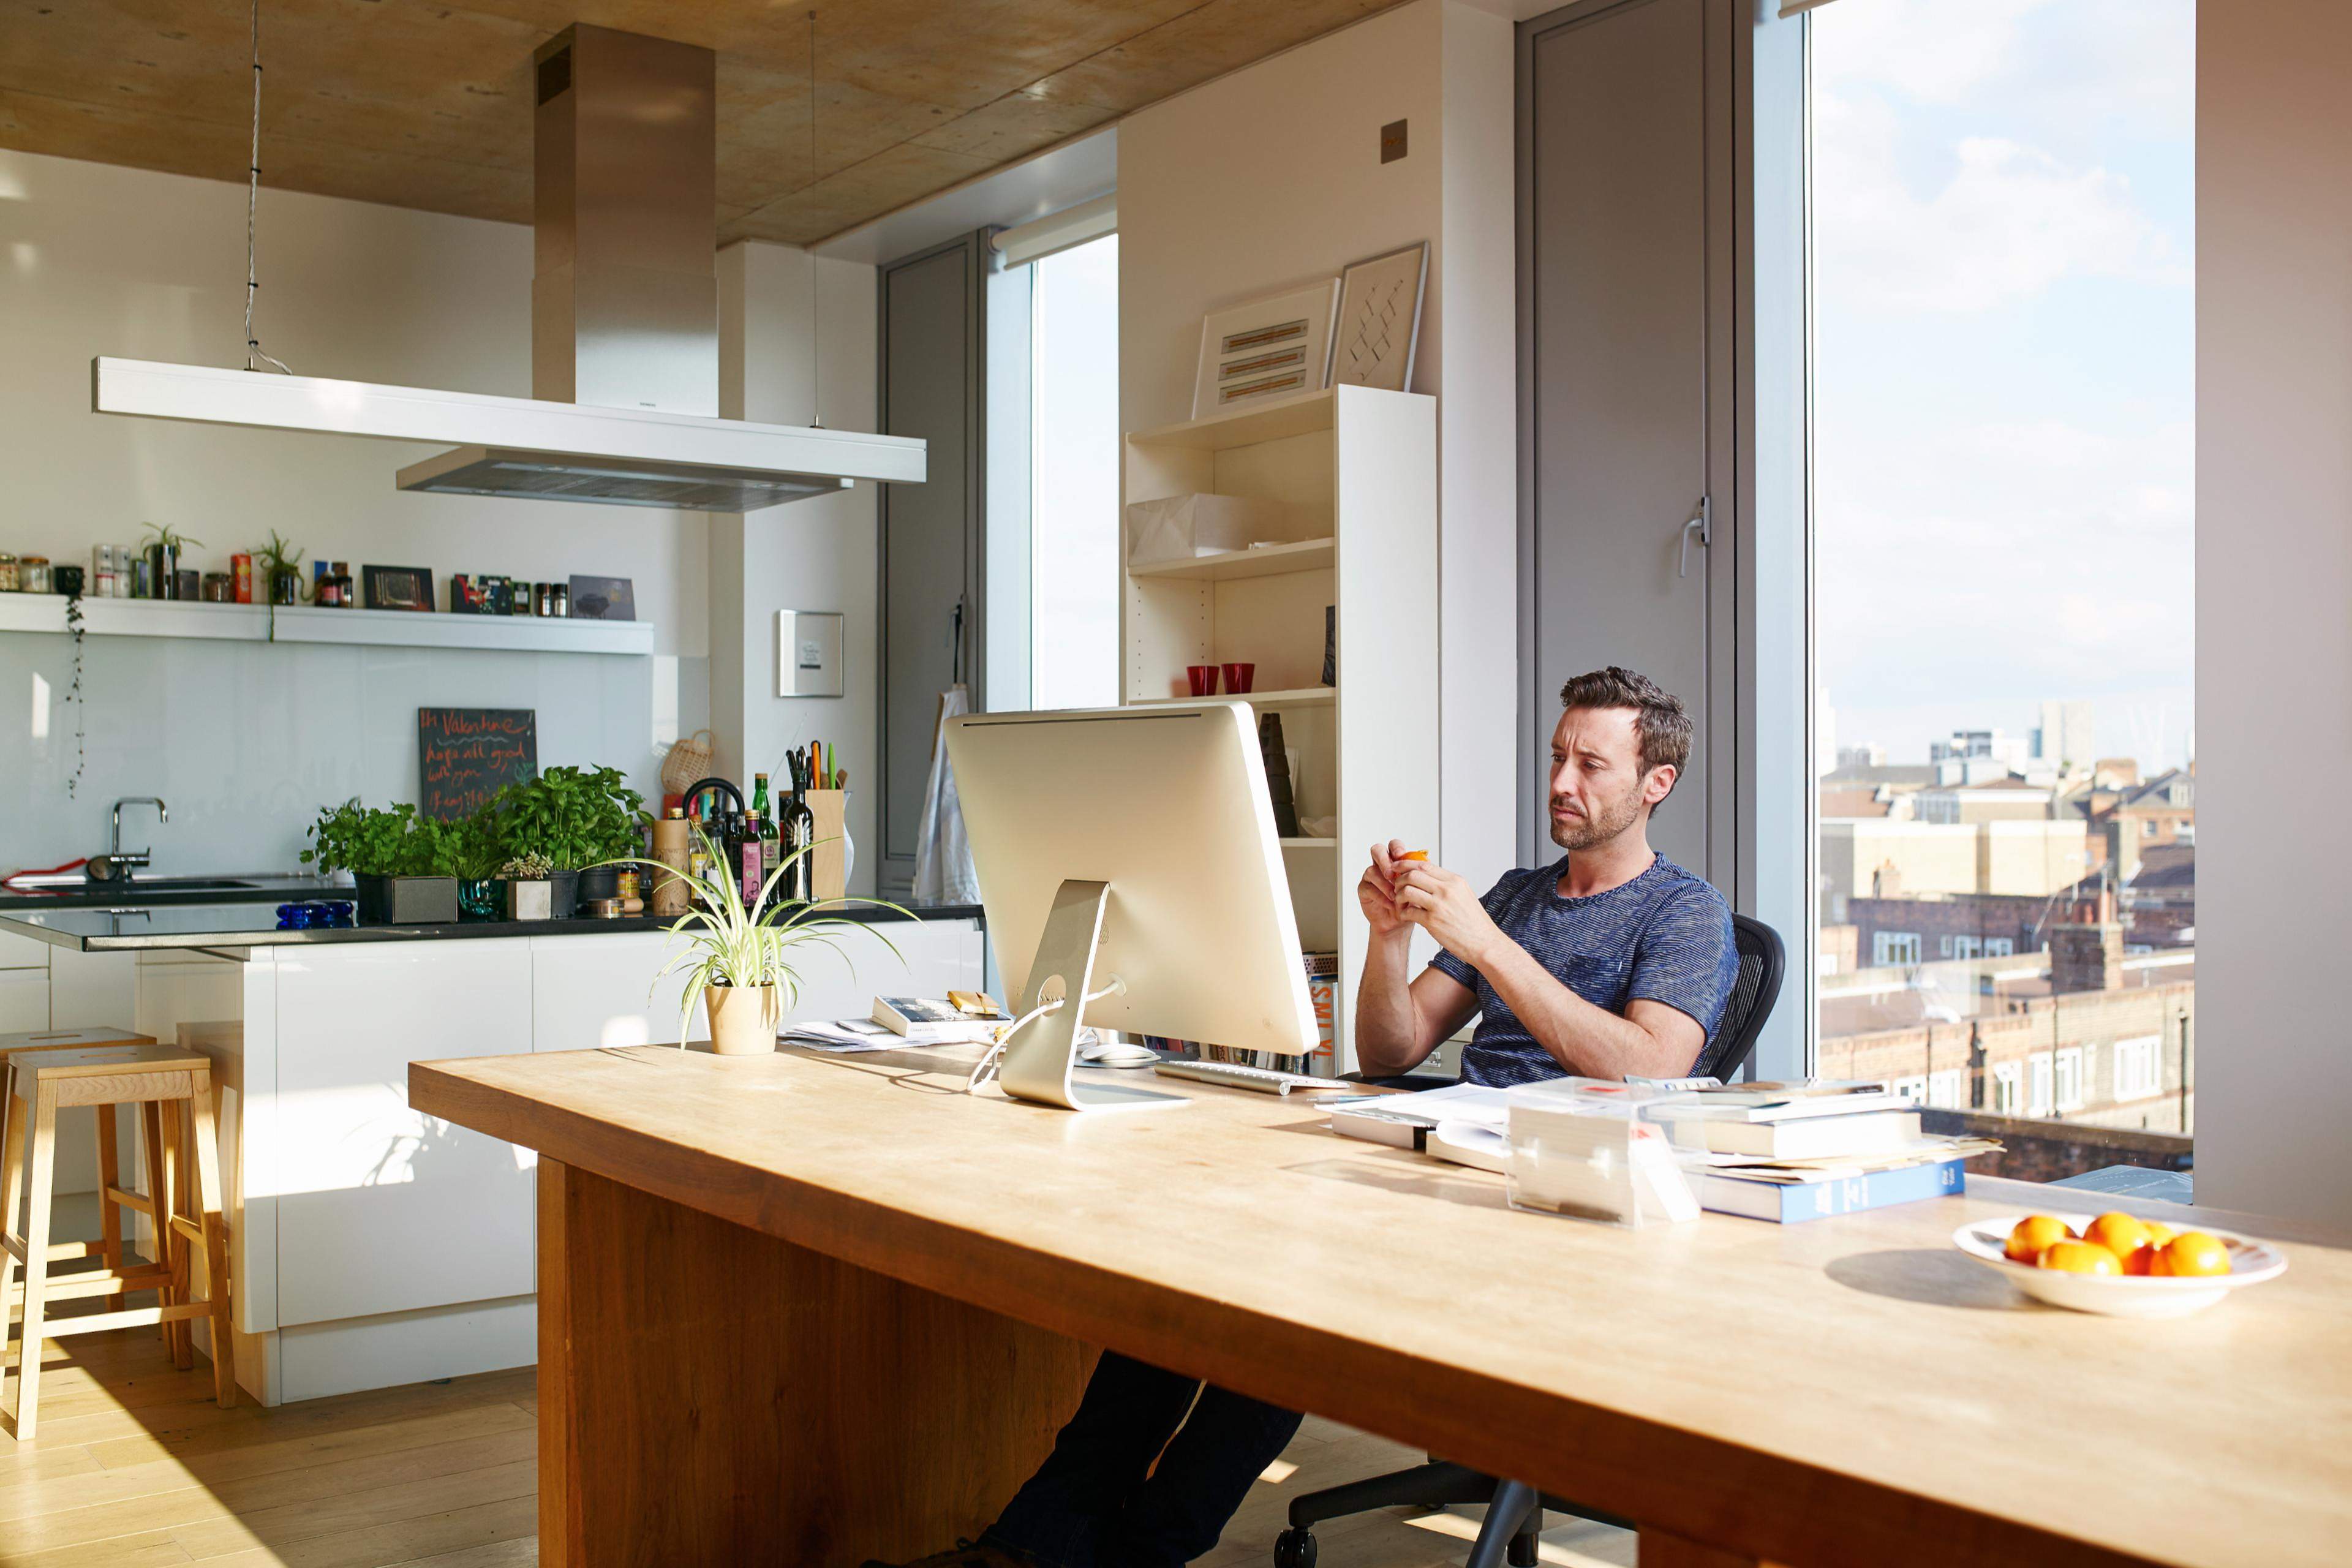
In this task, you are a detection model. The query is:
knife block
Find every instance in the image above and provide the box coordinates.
[805,790,848,904]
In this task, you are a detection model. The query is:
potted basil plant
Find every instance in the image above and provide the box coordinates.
[483,765,644,916]
[612,826,907,1054]
[302,800,461,925]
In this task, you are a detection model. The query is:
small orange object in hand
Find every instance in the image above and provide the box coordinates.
[1400,850,1430,862]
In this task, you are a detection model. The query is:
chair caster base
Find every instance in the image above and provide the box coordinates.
[1274,1526,1317,1567]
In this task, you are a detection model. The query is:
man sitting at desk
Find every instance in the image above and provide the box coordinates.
[872,666,1735,1568]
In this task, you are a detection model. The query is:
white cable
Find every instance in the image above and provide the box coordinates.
[243,0,292,375]
[965,978,1126,1095]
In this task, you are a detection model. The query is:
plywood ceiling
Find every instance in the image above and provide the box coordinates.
[0,0,1397,246]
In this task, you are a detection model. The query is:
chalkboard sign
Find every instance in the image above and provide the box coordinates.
[419,708,538,820]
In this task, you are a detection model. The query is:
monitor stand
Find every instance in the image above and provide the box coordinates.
[998,879,1187,1113]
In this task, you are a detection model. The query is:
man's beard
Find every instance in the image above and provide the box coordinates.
[1548,786,1646,851]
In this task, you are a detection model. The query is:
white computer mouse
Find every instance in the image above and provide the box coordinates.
[1077,1039,1161,1069]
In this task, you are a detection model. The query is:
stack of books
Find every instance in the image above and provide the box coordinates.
[1648,1081,1999,1223]
[1159,951,1340,1074]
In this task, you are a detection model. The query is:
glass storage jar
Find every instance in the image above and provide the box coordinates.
[0,553,18,592]
[19,557,50,593]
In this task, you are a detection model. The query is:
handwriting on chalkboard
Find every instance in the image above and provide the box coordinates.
[419,709,538,820]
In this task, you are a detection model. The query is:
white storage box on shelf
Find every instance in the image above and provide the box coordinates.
[1125,492,1316,568]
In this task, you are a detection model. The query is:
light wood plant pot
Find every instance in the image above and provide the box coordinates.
[704,983,782,1055]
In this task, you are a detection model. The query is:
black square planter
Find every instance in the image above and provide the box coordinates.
[354,873,460,925]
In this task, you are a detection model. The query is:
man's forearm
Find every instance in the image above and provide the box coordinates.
[1352,929,1426,1075]
[1472,938,1689,1080]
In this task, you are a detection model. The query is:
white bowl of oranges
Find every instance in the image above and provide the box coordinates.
[1953,1211,2287,1318]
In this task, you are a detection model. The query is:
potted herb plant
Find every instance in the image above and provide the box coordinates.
[302,799,461,924]
[451,813,504,921]
[499,851,556,921]
[254,530,307,606]
[616,826,906,1054]
[483,765,644,916]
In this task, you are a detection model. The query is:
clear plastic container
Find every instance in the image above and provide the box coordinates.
[1504,1083,1702,1229]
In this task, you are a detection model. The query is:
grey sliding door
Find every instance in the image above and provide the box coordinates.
[1520,0,1735,882]
[877,232,989,897]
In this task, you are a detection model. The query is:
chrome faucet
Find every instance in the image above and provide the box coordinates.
[88,796,168,882]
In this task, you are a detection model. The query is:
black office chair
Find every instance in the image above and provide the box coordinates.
[1274,913,1787,1568]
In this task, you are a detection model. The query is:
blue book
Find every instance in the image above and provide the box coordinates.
[1700,1158,1966,1224]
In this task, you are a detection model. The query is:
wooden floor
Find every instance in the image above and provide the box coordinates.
[0,1327,1634,1568]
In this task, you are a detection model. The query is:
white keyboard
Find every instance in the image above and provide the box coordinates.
[1152,1059,1348,1096]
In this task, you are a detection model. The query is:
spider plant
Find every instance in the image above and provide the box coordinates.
[601,824,910,1048]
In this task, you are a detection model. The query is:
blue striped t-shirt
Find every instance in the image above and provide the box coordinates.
[1428,854,1737,1088]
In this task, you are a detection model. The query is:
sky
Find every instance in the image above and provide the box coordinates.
[1029,233,1122,710]
[1813,0,2195,771]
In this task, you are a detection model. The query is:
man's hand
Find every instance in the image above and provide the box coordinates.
[1359,840,1411,938]
[1392,859,1500,967]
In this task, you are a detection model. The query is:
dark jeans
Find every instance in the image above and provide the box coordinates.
[982,1351,1305,1568]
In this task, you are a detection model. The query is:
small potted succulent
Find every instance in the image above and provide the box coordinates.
[254,529,307,606]
[612,825,906,1054]
[499,852,556,921]
[483,765,644,916]
[302,799,461,924]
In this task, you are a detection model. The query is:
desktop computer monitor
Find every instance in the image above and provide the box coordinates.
[944,701,1319,1111]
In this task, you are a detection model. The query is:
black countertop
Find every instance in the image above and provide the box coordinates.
[0,899,984,954]
[0,875,354,911]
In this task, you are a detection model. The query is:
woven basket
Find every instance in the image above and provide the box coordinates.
[660,729,715,797]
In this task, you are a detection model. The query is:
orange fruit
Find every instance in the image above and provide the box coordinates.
[2154,1232,2233,1278]
[2081,1212,2152,1265]
[2005,1214,2074,1263]
[2143,1221,2177,1249]
[2038,1239,2121,1275]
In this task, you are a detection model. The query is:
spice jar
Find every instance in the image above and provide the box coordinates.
[20,557,50,594]
[201,572,232,602]
[0,554,18,592]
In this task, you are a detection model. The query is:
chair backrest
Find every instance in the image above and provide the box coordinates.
[1697,913,1787,1082]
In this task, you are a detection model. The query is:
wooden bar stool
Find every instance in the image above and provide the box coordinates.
[0,1026,156,1324]
[0,1036,235,1439]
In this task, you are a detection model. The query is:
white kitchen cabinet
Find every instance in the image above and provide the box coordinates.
[0,965,47,1031]
[271,941,537,1327]
[0,927,55,970]
[527,919,984,1051]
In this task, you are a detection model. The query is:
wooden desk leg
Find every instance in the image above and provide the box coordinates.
[537,1158,1097,1568]
[1639,1524,1789,1568]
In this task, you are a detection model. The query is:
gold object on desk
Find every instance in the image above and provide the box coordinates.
[412,1047,2352,1568]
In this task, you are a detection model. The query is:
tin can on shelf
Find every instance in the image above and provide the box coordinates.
[201,572,232,602]
[232,552,254,603]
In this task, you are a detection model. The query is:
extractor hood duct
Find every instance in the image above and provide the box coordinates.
[92,23,922,512]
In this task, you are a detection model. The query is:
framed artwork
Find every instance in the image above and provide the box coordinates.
[567,574,637,621]
[1331,241,1429,393]
[1192,279,1340,419]
[361,564,434,612]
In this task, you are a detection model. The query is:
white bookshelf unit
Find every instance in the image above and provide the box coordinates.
[1121,385,1439,1074]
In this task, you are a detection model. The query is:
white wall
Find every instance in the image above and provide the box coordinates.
[1117,0,1519,888]
[712,241,884,894]
[2194,2,2352,1227]
[0,149,708,869]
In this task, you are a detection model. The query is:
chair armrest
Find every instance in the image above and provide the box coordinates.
[1340,1071,1458,1091]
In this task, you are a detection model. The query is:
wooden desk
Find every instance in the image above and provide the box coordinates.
[411,1046,2352,1568]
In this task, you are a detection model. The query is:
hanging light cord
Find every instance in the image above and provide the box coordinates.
[244,0,293,374]
[805,9,824,428]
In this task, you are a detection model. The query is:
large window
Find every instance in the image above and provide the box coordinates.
[1028,234,1120,709]
[1811,1,2195,1148]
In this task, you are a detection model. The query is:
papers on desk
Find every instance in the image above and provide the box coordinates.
[783,1019,935,1053]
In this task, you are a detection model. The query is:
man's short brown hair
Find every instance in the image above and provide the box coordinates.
[1558,666,1694,801]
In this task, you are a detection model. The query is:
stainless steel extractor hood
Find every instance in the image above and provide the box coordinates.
[91,23,922,511]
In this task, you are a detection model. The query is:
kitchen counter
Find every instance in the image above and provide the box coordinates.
[0,874,354,911]
[0,898,985,953]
